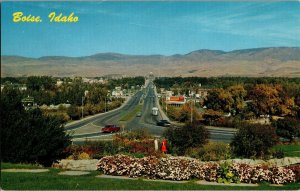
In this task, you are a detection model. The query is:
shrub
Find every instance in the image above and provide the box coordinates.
[0,104,71,166]
[97,155,296,184]
[64,144,83,160]
[165,105,181,121]
[165,123,210,155]
[217,162,240,184]
[232,163,296,184]
[288,165,300,182]
[231,124,278,158]
[272,118,300,142]
[114,130,161,157]
[43,111,70,123]
[78,152,90,159]
[186,142,232,161]
[65,131,161,160]
[64,140,121,159]
[272,149,285,159]
[67,105,81,120]
[202,109,223,126]
[81,141,108,156]
[97,154,219,181]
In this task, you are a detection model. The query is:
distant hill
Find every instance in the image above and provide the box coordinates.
[2,47,300,77]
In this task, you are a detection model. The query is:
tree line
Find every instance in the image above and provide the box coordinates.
[154,76,300,89]
[1,76,145,121]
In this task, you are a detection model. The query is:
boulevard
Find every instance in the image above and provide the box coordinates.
[66,81,236,143]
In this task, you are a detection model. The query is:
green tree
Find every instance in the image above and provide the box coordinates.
[1,88,71,166]
[164,123,210,155]
[231,124,278,158]
[27,76,55,91]
[272,118,300,142]
[87,86,107,105]
[67,105,81,120]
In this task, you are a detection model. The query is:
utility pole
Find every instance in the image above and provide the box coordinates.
[165,95,167,116]
[105,97,107,112]
[190,100,195,124]
[81,96,84,119]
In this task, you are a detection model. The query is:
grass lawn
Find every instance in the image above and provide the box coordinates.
[1,162,43,169]
[1,163,299,190]
[120,104,143,122]
[273,144,300,157]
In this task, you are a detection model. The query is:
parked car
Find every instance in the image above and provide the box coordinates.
[102,124,120,133]
[136,112,142,117]
[156,120,171,127]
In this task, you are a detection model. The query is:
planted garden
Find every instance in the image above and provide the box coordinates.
[97,154,298,184]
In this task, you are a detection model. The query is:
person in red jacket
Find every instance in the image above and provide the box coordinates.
[161,139,167,153]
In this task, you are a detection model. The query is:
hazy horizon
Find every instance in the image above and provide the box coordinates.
[2,46,300,59]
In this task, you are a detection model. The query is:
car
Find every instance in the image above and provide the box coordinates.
[156,120,171,127]
[101,124,120,133]
[136,112,142,117]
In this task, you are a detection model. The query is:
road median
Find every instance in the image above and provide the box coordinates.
[65,95,133,128]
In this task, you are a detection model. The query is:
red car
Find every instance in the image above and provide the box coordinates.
[102,124,120,133]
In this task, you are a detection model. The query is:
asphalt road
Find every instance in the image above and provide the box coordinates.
[67,81,236,143]
[126,82,167,137]
[67,90,144,136]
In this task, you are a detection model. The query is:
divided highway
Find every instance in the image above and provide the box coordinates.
[66,81,236,143]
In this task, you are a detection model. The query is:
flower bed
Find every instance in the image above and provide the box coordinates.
[97,155,297,184]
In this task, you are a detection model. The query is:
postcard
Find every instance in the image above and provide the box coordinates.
[1,1,300,190]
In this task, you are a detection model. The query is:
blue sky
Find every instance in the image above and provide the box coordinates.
[2,1,300,58]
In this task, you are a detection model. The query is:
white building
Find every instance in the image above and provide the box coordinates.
[112,87,123,97]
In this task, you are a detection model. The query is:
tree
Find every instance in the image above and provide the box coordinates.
[228,85,247,114]
[202,109,223,125]
[272,118,300,142]
[277,97,296,116]
[164,123,210,155]
[165,105,181,121]
[27,76,55,91]
[204,88,234,113]
[87,85,107,105]
[231,124,278,158]
[1,89,71,166]
[248,84,281,116]
[67,105,81,120]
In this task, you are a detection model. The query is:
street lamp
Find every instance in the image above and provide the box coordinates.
[105,92,110,112]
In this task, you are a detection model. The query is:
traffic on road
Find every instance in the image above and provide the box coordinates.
[66,80,235,143]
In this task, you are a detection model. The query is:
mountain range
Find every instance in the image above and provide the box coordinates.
[2,47,300,77]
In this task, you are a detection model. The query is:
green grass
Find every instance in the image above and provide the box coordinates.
[1,163,299,190]
[120,104,143,122]
[273,144,300,157]
[1,162,43,169]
